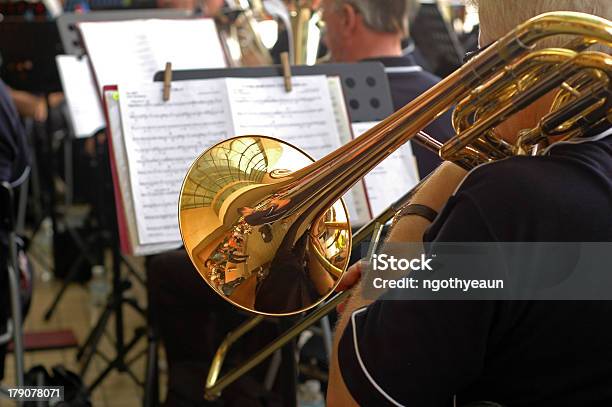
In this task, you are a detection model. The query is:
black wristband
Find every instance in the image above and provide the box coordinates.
[393,203,438,224]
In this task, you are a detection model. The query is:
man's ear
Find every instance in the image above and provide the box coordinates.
[340,2,359,36]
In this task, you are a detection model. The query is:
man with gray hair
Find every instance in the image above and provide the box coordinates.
[328,0,612,405]
[321,0,454,177]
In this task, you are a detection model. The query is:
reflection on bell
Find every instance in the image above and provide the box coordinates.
[179,135,351,316]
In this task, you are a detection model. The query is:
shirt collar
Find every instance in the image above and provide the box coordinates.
[362,53,419,68]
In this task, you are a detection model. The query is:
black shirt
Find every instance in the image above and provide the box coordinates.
[338,130,612,406]
[367,54,455,177]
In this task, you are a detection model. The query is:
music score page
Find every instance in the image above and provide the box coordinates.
[56,55,106,138]
[118,76,341,246]
[79,19,227,94]
[351,122,420,216]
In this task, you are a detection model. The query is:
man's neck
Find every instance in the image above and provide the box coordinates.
[340,32,403,62]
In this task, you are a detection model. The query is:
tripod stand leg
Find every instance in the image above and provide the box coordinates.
[78,303,113,376]
[143,326,159,407]
[120,253,146,287]
[87,327,145,392]
[125,297,146,318]
[44,253,86,321]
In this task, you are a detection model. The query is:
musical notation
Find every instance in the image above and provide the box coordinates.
[226,76,341,160]
[119,79,233,245]
[119,76,341,245]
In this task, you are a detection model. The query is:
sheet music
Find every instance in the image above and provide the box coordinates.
[105,89,182,255]
[119,80,234,245]
[79,19,226,94]
[56,55,106,138]
[352,122,420,216]
[225,76,341,160]
[325,77,372,226]
[118,76,349,247]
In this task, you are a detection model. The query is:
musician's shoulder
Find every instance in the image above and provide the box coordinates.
[462,155,555,191]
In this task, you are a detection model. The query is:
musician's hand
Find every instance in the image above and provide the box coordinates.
[336,260,364,314]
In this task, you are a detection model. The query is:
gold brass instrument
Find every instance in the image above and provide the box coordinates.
[285,0,319,64]
[178,11,612,400]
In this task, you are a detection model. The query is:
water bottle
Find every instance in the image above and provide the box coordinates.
[89,265,109,307]
[298,380,325,407]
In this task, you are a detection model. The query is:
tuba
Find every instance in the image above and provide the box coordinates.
[178,11,612,399]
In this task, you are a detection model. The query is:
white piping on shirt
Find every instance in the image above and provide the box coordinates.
[10,166,30,189]
[541,127,612,155]
[385,66,423,75]
[350,307,406,407]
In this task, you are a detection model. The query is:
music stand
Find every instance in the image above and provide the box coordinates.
[57,9,194,57]
[153,62,394,122]
[44,10,192,320]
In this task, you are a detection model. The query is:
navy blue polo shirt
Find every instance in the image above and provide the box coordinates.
[366,54,455,178]
[338,129,612,406]
[0,80,28,183]
[0,79,27,380]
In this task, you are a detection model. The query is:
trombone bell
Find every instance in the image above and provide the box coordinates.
[179,136,351,316]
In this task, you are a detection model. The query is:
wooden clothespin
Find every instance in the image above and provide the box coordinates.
[280,52,292,92]
[163,62,172,102]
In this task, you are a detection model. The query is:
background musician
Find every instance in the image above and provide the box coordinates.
[321,0,455,177]
[0,77,29,388]
[328,0,612,405]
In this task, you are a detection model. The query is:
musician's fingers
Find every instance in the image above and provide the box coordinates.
[336,261,363,292]
[337,297,349,314]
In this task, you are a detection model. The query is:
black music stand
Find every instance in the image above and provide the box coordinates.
[153,62,394,406]
[74,128,147,393]
[49,11,193,401]
[154,62,394,122]
[45,10,190,319]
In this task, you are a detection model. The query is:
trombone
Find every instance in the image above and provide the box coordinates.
[177,11,612,400]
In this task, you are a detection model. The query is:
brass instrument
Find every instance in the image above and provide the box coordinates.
[178,11,612,400]
[216,0,320,66]
[285,0,319,64]
[218,0,274,66]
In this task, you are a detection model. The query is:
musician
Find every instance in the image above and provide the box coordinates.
[0,78,28,383]
[321,0,455,177]
[328,0,612,406]
[0,81,28,184]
